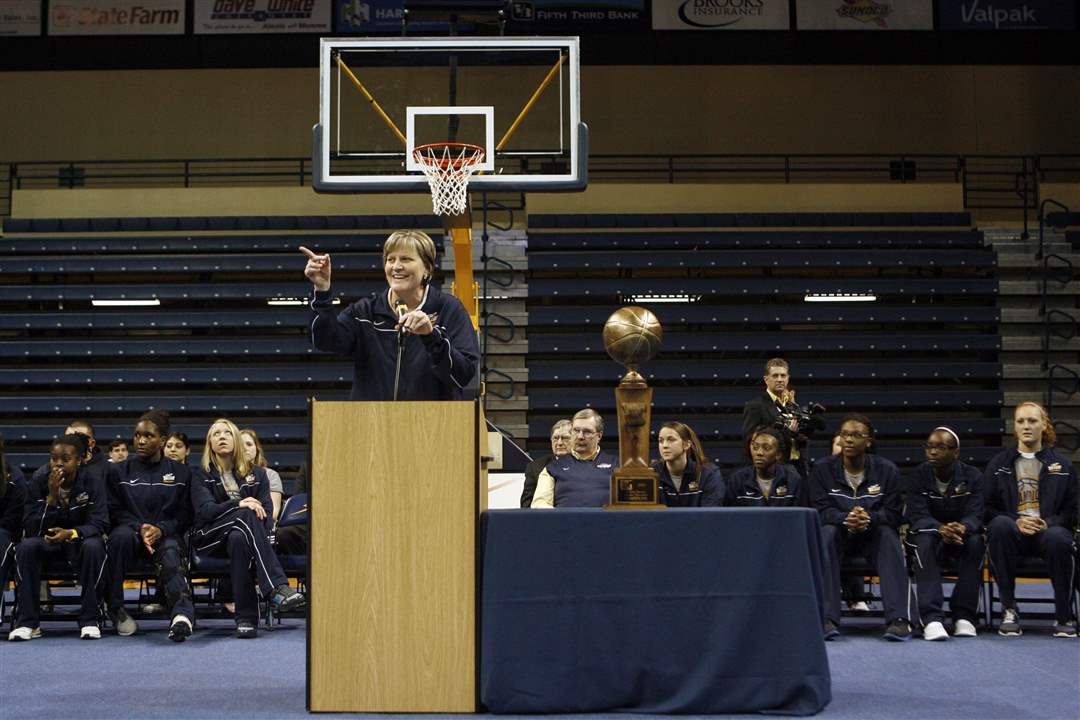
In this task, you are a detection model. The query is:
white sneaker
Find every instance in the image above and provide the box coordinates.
[848,601,871,613]
[953,619,978,637]
[80,625,101,640]
[922,621,949,641]
[999,608,1022,636]
[114,608,138,637]
[8,626,41,641]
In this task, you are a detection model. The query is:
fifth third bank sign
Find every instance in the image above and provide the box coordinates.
[653,0,790,29]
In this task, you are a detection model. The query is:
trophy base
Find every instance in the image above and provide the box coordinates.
[606,466,665,510]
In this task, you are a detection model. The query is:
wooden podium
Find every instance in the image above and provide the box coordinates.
[308,400,486,712]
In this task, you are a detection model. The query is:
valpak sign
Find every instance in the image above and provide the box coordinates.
[49,0,185,35]
[796,0,933,29]
[0,0,43,36]
[938,0,1076,30]
[653,0,790,30]
[195,0,332,34]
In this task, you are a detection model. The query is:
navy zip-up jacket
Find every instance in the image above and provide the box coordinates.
[809,453,903,529]
[981,446,1077,529]
[726,463,805,507]
[309,284,480,400]
[1,468,27,540]
[191,465,273,530]
[906,460,984,536]
[654,457,725,507]
[24,466,109,539]
[106,455,192,538]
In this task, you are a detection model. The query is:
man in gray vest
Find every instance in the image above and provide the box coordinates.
[530,409,617,508]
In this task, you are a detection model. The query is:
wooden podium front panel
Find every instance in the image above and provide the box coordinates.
[309,401,478,712]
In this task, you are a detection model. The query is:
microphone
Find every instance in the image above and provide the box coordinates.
[395,299,408,345]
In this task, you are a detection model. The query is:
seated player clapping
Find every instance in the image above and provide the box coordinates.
[907,427,984,640]
[727,427,804,506]
[9,435,109,641]
[809,414,911,641]
[654,421,724,506]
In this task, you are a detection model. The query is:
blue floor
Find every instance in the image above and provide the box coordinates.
[2,616,1078,719]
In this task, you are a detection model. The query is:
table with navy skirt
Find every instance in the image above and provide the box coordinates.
[480,507,831,715]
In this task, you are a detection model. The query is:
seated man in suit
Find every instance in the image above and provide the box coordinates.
[907,427,984,640]
[520,419,572,507]
[530,409,616,508]
[741,358,819,479]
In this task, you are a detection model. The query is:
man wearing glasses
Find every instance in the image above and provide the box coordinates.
[906,427,984,640]
[530,409,616,508]
[520,419,572,507]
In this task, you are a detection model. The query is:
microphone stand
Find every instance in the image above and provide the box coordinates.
[393,329,405,401]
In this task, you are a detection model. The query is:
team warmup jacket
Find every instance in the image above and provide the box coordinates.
[906,460,984,536]
[24,466,109,539]
[548,450,618,507]
[726,463,805,507]
[808,454,904,529]
[191,465,274,530]
[106,455,193,537]
[309,284,480,400]
[654,457,725,507]
[1,467,27,540]
[981,446,1077,529]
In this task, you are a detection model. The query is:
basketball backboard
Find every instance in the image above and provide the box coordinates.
[313,36,586,193]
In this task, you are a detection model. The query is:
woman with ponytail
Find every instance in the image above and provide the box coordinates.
[653,421,726,507]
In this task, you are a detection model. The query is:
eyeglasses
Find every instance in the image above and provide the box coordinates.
[551,434,572,443]
[838,431,870,440]
[923,443,958,451]
[571,428,597,437]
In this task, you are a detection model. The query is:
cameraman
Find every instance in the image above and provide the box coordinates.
[741,358,821,479]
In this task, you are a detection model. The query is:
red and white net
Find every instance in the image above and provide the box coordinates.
[413,143,486,216]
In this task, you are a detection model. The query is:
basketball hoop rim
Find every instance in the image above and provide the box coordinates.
[413,142,486,171]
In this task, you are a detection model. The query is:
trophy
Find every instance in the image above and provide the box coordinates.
[602,306,664,509]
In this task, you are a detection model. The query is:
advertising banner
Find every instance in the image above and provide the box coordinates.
[336,0,451,32]
[195,0,331,34]
[48,0,185,35]
[0,0,43,36]
[938,0,1076,30]
[652,0,790,30]
[796,0,933,30]
[508,0,647,29]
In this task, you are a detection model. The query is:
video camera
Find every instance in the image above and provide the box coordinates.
[775,401,827,436]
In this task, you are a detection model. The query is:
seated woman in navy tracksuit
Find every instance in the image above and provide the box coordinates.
[105,410,196,642]
[653,421,725,507]
[983,401,1078,638]
[809,413,911,642]
[1,438,27,608]
[726,426,805,507]
[9,434,109,641]
[190,418,305,638]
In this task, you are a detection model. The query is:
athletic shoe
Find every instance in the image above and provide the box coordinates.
[80,625,101,640]
[998,608,1022,637]
[823,619,840,641]
[114,607,138,637]
[884,618,913,641]
[169,615,193,643]
[953,619,978,637]
[848,601,871,613]
[236,620,258,639]
[8,626,41,641]
[1052,620,1078,639]
[270,584,306,612]
[922,621,948,641]
[142,603,166,615]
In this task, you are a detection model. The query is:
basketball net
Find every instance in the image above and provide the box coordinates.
[413,142,485,216]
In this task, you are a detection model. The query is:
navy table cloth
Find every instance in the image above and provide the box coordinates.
[480,507,831,715]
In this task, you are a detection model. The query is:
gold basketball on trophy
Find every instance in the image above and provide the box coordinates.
[603,306,662,367]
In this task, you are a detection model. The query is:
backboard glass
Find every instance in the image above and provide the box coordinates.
[313,36,586,193]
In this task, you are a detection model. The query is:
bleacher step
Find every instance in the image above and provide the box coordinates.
[997,281,1079,296]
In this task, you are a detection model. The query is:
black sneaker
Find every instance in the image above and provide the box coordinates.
[270,584,306,613]
[169,615,192,643]
[1052,620,1077,639]
[884,618,912,641]
[823,619,840,641]
[236,620,258,639]
[998,608,1022,637]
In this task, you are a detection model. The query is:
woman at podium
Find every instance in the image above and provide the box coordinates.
[301,231,480,401]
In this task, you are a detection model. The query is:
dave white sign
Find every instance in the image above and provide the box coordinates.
[195,0,332,34]
[0,0,42,36]
[652,0,790,30]
[48,0,185,35]
[796,0,933,30]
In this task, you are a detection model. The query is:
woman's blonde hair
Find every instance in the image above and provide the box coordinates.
[240,427,268,468]
[383,230,437,285]
[201,417,253,478]
[1014,401,1056,447]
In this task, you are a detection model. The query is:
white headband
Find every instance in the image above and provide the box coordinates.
[933,426,960,449]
